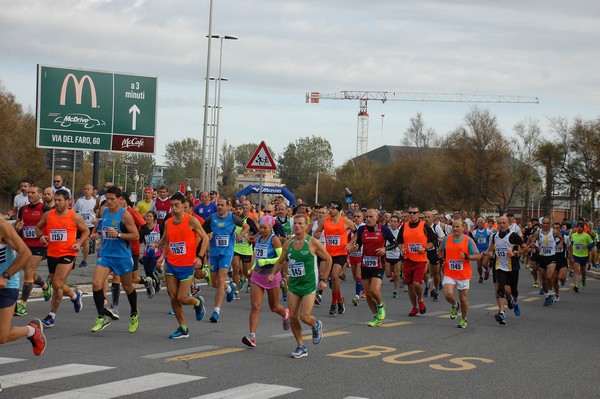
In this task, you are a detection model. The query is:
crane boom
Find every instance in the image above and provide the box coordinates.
[306,90,539,155]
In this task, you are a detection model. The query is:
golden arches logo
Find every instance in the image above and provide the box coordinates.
[59,73,98,108]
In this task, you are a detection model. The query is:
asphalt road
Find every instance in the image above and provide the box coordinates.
[2,260,600,398]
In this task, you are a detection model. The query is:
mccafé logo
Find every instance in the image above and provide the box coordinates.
[121,137,145,149]
[60,73,98,108]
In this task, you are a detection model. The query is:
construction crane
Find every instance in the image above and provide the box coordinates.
[306,91,540,156]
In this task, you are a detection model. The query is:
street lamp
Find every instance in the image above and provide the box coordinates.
[133,170,139,202]
[200,0,214,193]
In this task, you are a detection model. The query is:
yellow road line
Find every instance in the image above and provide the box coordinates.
[166,347,246,362]
[380,321,413,328]
[302,330,350,340]
[523,297,541,302]
[484,306,497,310]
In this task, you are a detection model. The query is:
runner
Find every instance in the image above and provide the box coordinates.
[42,187,55,209]
[530,217,563,305]
[274,213,330,358]
[472,217,492,283]
[156,192,208,339]
[551,222,569,302]
[194,191,217,221]
[232,203,259,297]
[241,215,290,347]
[90,186,141,333]
[310,205,327,305]
[439,219,481,328]
[139,211,162,292]
[202,198,250,322]
[149,185,171,227]
[72,184,96,268]
[569,221,596,292]
[35,189,88,327]
[0,217,46,356]
[384,214,402,299]
[51,175,71,196]
[350,209,397,326]
[11,179,30,218]
[348,210,365,305]
[135,187,154,216]
[13,186,52,316]
[423,210,444,302]
[313,201,356,316]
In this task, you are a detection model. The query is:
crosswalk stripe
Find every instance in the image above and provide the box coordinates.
[1,364,113,389]
[141,345,220,359]
[32,372,204,399]
[190,382,300,399]
[0,357,26,365]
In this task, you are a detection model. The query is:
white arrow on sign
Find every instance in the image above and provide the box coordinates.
[129,104,140,131]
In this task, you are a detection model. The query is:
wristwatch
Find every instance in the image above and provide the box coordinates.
[2,271,10,279]
[117,233,122,239]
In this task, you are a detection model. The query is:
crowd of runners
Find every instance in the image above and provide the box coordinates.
[1,176,599,359]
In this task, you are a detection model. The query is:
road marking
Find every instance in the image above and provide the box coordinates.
[380,321,413,328]
[33,372,204,398]
[190,382,301,399]
[423,311,447,317]
[165,347,246,362]
[470,303,495,309]
[485,306,497,310]
[523,297,541,302]
[438,314,452,319]
[1,364,113,389]
[344,397,371,399]
[0,357,26,365]
[302,330,350,340]
[141,345,220,359]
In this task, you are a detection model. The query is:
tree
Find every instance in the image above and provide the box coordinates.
[277,136,334,191]
[163,138,203,190]
[534,140,563,215]
[401,112,438,149]
[219,140,236,192]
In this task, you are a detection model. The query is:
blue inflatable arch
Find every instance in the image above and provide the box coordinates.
[235,185,296,207]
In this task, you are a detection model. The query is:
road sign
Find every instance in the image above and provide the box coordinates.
[36,65,157,154]
[45,149,83,171]
[245,141,277,171]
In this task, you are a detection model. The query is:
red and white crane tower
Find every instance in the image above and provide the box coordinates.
[306,91,539,156]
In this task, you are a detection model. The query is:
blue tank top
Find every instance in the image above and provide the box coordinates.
[473,228,490,252]
[0,243,18,289]
[254,233,276,267]
[99,208,132,258]
[209,212,237,257]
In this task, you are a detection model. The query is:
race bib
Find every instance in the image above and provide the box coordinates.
[23,226,37,239]
[80,211,93,221]
[477,237,487,244]
[215,235,230,247]
[50,229,67,242]
[326,235,341,246]
[449,259,463,270]
[540,246,552,255]
[496,247,508,257]
[102,227,117,240]
[157,210,167,219]
[408,243,422,253]
[574,244,584,251]
[288,260,306,277]
[145,232,159,244]
[169,241,186,255]
[362,255,379,268]
[255,243,268,258]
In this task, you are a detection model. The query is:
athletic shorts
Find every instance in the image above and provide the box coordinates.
[348,255,363,265]
[427,250,441,265]
[537,255,556,270]
[209,254,233,272]
[0,288,19,309]
[97,255,134,276]
[403,259,427,285]
[386,258,401,266]
[47,255,76,274]
[166,262,195,281]
[331,255,348,267]
[360,266,384,280]
[234,252,253,263]
[29,246,47,257]
[132,254,139,272]
[529,252,539,263]
[555,254,568,269]
[573,255,589,267]
[251,269,282,290]
[442,275,470,290]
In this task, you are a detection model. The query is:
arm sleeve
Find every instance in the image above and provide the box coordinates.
[424,225,438,243]
[247,218,259,235]
[397,225,405,244]
[202,216,213,233]
[258,246,283,267]
[273,221,286,237]
[381,226,398,251]
[232,214,244,227]
[355,225,365,249]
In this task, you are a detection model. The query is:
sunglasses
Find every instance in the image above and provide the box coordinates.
[264,210,272,213]
[408,211,418,214]
[54,180,61,183]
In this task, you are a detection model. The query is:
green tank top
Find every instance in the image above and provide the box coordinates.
[570,232,592,258]
[287,237,318,296]
[234,217,253,256]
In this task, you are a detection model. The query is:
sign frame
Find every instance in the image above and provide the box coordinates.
[245,141,277,171]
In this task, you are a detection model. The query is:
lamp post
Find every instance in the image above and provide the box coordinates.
[133,170,139,203]
[199,0,214,193]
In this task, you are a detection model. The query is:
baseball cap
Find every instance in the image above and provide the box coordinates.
[209,190,217,195]
[144,187,153,192]
[330,201,342,210]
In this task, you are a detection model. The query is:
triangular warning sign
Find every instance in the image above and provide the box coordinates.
[245,141,277,171]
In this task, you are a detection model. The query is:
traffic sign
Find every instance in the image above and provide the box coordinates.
[245,141,277,171]
[36,65,157,154]
[45,149,83,171]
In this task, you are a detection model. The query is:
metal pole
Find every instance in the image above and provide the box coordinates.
[124,163,129,192]
[315,171,319,205]
[51,149,55,187]
[199,0,214,192]
[92,151,100,190]
[258,171,264,216]
[72,150,76,196]
[212,38,225,191]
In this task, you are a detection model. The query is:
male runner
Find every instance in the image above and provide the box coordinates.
[73,184,97,268]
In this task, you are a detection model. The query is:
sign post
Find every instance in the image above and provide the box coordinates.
[245,141,277,214]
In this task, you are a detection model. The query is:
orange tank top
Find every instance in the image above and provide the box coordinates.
[443,235,472,280]
[402,220,428,262]
[46,209,78,257]
[324,216,349,257]
[166,213,197,267]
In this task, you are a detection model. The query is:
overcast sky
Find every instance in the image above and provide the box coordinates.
[1,0,598,167]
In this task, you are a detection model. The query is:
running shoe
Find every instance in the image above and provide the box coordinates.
[282,309,291,331]
[329,303,337,316]
[210,311,219,323]
[418,300,427,314]
[450,304,459,320]
[282,294,288,302]
[424,285,430,298]
[242,335,256,348]
[582,281,586,290]
[478,276,484,284]
[573,285,579,293]
[495,312,506,325]
[506,297,514,310]
[27,319,46,356]
[203,265,212,286]
[432,291,439,302]
[514,303,521,316]
[484,269,490,280]
[226,282,236,302]
[129,313,139,333]
[340,272,346,281]
[368,315,382,327]
[377,303,386,321]
[246,285,251,294]
[409,307,419,317]
[539,288,544,295]
[312,320,323,344]
[291,345,308,359]
[79,260,88,268]
[392,291,398,299]
[14,303,27,317]
[194,295,206,321]
[315,294,322,306]
[72,289,83,313]
[145,277,155,299]
[352,296,360,306]
[554,295,560,303]
[105,306,120,320]
[91,316,111,332]
[169,326,189,339]
[337,298,345,315]
[43,278,52,301]
[41,314,55,328]
[560,279,565,287]
[568,270,574,278]
[190,283,200,296]
[458,317,468,329]
[234,291,241,300]
[533,281,539,288]
[239,278,245,291]
[168,309,175,315]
